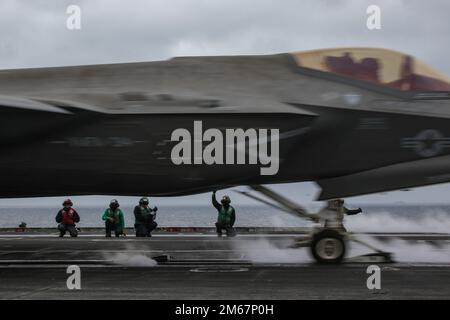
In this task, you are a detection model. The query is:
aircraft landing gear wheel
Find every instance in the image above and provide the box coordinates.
[310,229,346,264]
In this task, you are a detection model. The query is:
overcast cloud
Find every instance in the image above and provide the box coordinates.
[1,0,449,73]
[0,0,450,205]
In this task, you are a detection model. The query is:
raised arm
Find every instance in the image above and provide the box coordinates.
[212,191,221,210]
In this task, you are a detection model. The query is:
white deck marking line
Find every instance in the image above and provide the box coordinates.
[0,249,236,253]
[0,234,305,238]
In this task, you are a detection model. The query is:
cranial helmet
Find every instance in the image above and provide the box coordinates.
[328,198,344,209]
[139,197,149,205]
[110,199,120,208]
[221,195,231,205]
[63,199,73,207]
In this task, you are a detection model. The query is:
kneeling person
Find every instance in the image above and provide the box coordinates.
[102,199,125,237]
[134,197,158,237]
[55,199,80,237]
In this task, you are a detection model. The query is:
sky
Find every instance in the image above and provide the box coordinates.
[0,0,450,206]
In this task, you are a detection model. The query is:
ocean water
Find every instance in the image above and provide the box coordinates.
[1,204,450,233]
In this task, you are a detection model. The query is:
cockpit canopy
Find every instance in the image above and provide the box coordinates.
[291,48,450,92]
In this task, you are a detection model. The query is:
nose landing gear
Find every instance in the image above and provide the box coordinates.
[311,229,346,264]
[237,185,394,264]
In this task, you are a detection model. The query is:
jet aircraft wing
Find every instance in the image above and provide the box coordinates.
[317,154,450,199]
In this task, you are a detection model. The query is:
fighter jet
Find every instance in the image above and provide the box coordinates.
[3,47,450,263]
[1,47,450,200]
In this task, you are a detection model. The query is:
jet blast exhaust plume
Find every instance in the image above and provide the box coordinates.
[350,235,450,264]
[241,208,450,264]
[233,237,313,263]
[266,207,450,232]
[233,235,450,264]
[346,209,450,233]
[102,244,157,267]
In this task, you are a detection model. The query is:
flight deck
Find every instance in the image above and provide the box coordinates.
[0,231,449,299]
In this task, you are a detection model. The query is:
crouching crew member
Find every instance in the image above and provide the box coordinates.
[134,197,158,237]
[55,199,80,237]
[212,191,236,237]
[319,198,362,232]
[102,199,125,237]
